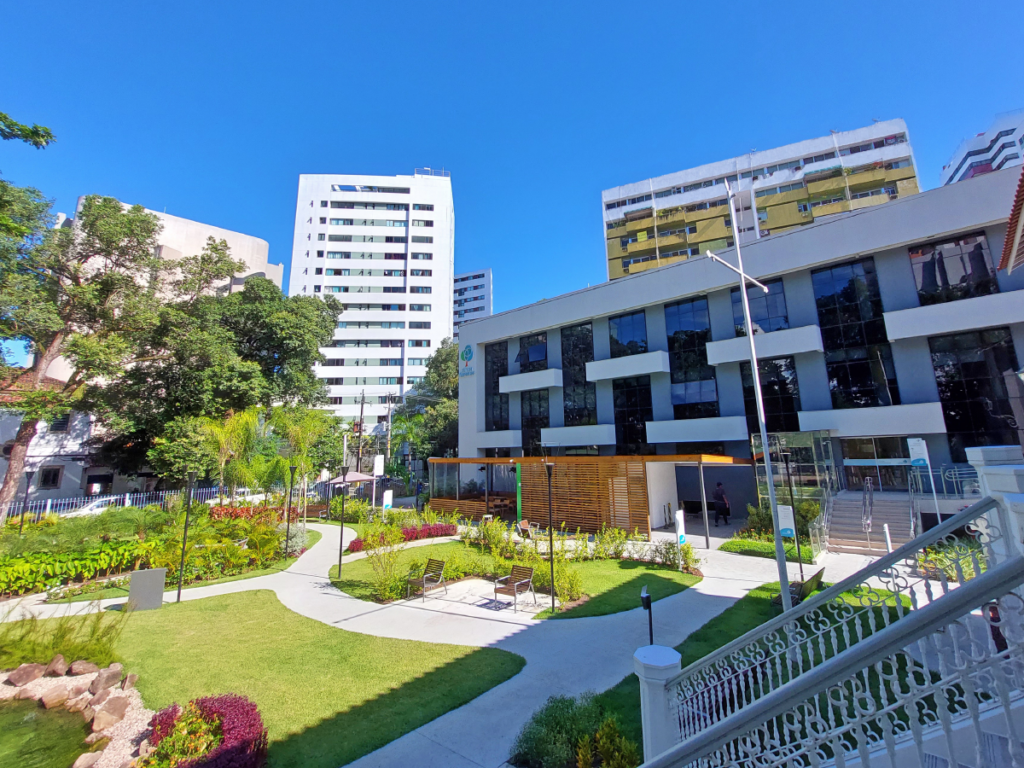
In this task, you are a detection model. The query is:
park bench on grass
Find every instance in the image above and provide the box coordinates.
[494,565,536,612]
[407,558,447,601]
[771,567,825,608]
[516,519,539,540]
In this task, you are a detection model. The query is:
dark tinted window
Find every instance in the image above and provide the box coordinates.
[609,311,648,358]
[740,357,801,433]
[664,298,718,420]
[731,279,789,336]
[910,232,997,307]
[613,376,654,454]
[520,389,550,457]
[515,332,548,373]
[484,342,509,432]
[562,323,597,427]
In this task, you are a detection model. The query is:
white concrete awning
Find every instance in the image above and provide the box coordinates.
[706,325,824,366]
[499,368,563,393]
[540,424,617,446]
[884,291,1024,341]
[475,430,522,449]
[586,350,671,381]
[798,402,947,437]
[645,416,749,443]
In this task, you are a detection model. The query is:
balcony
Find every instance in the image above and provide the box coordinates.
[657,233,687,248]
[498,368,562,393]
[884,291,1024,341]
[586,350,671,381]
[605,222,627,238]
[764,203,808,229]
[846,166,888,189]
[797,402,946,437]
[809,200,850,217]
[805,174,846,196]
[627,238,658,255]
[540,424,616,447]
[657,209,687,227]
[475,430,522,449]
[693,217,729,242]
[625,216,654,234]
[645,416,748,444]
[706,325,824,366]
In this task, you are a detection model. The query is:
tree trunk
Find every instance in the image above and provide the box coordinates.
[0,417,40,515]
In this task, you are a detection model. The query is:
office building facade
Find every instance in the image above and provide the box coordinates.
[602,120,919,281]
[940,110,1024,186]
[460,168,1024,494]
[288,170,455,431]
[453,268,492,339]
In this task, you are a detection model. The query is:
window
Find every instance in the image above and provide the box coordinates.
[613,376,654,454]
[410,321,431,329]
[314,268,323,275]
[407,358,426,366]
[317,250,324,258]
[411,269,432,276]
[812,258,900,409]
[609,311,647,358]
[379,377,402,385]
[520,389,550,456]
[665,298,718,420]
[410,286,432,294]
[731,278,788,336]
[562,323,596,427]
[412,253,432,260]
[412,236,433,243]
[409,340,430,348]
[411,220,433,227]
[516,332,547,373]
[317,233,325,241]
[485,341,509,431]
[330,218,351,225]
[930,328,1024,462]
[37,466,62,489]
[413,203,434,211]
[313,285,322,293]
[49,414,71,432]
[382,287,405,293]
[385,236,407,243]
[319,217,327,224]
[320,200,328,207]
[327,234,349,242]
[410,304,431,311]
[909,232,998,306]
[740,357,801,433]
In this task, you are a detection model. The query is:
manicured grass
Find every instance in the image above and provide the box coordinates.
[593,582,782,746]
[115,590,525,768]
[331,540,701,619]
[51,530,322,603]
[718,537,814,564]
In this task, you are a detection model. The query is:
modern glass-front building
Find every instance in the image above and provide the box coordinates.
[458,167,1024,499]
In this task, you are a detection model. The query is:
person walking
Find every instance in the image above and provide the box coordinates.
[713,482,730,526]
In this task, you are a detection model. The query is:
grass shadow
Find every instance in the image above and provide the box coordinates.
[541,563,700,620]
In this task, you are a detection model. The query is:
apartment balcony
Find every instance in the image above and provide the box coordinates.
[657,209,687,227]
[797,402,946,437]
[606,240,627,259]
[586,350,671,381]
[754,187,809,207]
[888,165,917,183]
[645,415,748,443]
[705,325,824,366]
[498,368,563,393]
[884,291,1024,341]
[476,429,521,449]
[846,166,888,189]
[657,233,687,248]
[810,200,850,217]
[605,222,627,238]
[693,217,729,242]
[625,216,654,234]
[764,203,809,230]
[806,174,847,196]
[540,424,616,447]
[627,238,658,255]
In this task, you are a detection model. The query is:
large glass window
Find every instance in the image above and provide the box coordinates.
[609,311,648,358]
[520,389,550,457]
[561,323,597,427]
[515,332,548,373]
[930,328,1024,462]
[812,258,900,409]
[840,437,910,491]
[731,279,789,336]
[484,341,509,432]
[910,232,998,306]
[740,357,801,434]
[664,298,719,420]
[612,376,654,454]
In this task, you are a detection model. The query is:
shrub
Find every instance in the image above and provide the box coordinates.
[277,523,307,555]
[329,497,371,524]
[0,607,128,669]
[363,522,407,602]
[744,499,820,537]
[718,537,811,564]
[209,506,279,524]
[142,694,268,768]
[510,693,604,768]
[350,523,456,552]
[593,525,628,560]
[649,540,702,572]
[578,717,641,768]
[917,536,985,582]
[0,539,153,597]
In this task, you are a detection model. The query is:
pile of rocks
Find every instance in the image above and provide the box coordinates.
[1,655,155,768]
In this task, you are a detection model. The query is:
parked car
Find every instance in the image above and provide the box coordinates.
[63,497,118,518]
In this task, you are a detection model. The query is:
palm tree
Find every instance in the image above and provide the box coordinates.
[271,407,337,536]
[201,408,261,503]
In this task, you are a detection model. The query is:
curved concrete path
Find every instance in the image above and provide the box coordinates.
[3,524,833,767]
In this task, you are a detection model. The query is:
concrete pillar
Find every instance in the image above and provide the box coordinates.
[967,445,1024,566]
[633,644,682,761]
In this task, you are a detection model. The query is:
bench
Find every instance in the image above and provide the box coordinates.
[494,565,536,612]
[407,558,447,601]
[771,568,825,608]
[516,519,539,540]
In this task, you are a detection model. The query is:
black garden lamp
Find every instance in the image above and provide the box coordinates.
[640,585,653,645]
[285,464,298,557]
[177,470,198,603]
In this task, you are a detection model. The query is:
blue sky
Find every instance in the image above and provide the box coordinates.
[2,1,1021,327]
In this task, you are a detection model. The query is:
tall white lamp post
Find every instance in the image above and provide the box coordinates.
[704,179,793,610]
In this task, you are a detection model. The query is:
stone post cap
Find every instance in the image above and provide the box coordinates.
[634,645,682,679]
[967,445,1024,466]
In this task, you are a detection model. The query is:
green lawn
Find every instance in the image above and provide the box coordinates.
[330,540,701,619]
[718,537,814,564]
[51,531,322,603]
[115,590,524,768]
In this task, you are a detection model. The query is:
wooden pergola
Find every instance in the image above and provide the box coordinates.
[428,454,754,539]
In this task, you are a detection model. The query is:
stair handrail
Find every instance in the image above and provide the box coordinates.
[643,549,1024,767]
[861,475,874,545]
[665,495,1008,745]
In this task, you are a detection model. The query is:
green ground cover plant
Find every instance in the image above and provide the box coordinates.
[718,536,814,563]
[0,606,129,669]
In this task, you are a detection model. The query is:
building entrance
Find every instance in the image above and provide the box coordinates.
[840,437,910,491]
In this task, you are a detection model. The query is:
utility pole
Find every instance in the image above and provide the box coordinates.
[384,393,394,466]
[355,390,366,473]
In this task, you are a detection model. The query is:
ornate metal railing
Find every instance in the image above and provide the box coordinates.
[660,495,1011,762]
[807,478,836,560]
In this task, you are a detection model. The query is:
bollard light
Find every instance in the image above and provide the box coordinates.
[640,585,653,646]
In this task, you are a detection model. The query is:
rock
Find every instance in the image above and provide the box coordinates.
[71,752,101,768]
[66,696,89,713]
[121,673,139,691]
[44,654,68,677]
[7,663,45,686]
[81,706,95,723]
[89,688,112,708]
[138,738,153,757]
[108,662,123,673]
[41,686,69,709]
[89,666,122,694]
[71,683,89,698]
[84,732,110,747]
[15,686,39,700]
[69,660,100,676]
[92,696,129,731]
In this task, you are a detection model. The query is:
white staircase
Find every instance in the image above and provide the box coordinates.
[828,489,913,555]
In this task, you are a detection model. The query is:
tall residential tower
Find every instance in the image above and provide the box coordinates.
[940,110,1024,186]
[602,119,919,280]
[453,268,492,339]
[288,170,455,433]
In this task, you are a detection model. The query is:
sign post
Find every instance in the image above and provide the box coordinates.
[777,504,804,581]
[371,454,384,514]
[674,508,686,572]
[908,438,941,523]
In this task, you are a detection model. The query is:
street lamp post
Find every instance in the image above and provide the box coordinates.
[704,178,793,611]
[782,451,805,581]
[18,470,35,534]
[337,466,350,578]
[544,462,556,614]
[285,465,298,557]
[177,470,198,603]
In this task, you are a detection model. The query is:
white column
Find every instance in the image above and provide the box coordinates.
[633,645,682,761]
[967,445,1024,565]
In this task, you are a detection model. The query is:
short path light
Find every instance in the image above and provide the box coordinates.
[640,585,653,645]
[285,465,297,557]
[177,470,198,603]
[336,466,350,579]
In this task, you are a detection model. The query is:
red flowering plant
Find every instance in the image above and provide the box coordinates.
[208,506,280,524]
[347,523,456,553]
[142,694,269,768]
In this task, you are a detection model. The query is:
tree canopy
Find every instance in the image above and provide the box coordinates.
[396,337,459,458]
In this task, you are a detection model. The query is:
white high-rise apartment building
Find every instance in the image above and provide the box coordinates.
[453,268,492,339]
[288,170,455,432]
[940,110,1024,186]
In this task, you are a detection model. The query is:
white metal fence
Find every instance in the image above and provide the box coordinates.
[0,486,241,525]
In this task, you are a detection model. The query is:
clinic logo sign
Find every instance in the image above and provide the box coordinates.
[459,344,475,378]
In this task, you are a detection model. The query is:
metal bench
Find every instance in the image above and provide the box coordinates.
[771,567,825,607]
[494,565,536,612]
[407,558,447,601]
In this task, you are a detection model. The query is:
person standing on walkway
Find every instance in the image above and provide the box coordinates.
[713,482,730,526]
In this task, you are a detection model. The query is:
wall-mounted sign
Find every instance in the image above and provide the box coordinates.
[777,504,796,539]
[459,344,475,378]
[907,437,930,468]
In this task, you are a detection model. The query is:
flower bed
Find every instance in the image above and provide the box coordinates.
[348,523,456,553]
[208,505,282,523]
[143,694,268,768]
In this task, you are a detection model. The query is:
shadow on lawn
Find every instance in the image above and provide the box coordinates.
[268,645,525,768]
[550,562,700,620]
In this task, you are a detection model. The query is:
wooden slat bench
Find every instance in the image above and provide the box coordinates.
[407,558,447,601]
[494,565,536,612]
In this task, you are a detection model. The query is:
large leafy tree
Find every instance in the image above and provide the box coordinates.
[0,112,55,150]
[397,337,459,458]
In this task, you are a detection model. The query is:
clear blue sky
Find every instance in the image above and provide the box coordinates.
[3,1,1021,321]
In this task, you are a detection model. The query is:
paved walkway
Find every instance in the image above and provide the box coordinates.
[2,525,878,768]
